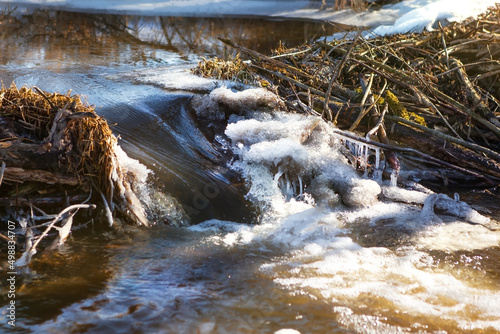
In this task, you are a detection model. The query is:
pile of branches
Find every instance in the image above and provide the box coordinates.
[194,5,500,187]
[0,84,148,266]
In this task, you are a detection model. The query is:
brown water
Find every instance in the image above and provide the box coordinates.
[1,6,500,334]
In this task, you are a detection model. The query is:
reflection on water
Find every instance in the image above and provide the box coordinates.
[0,234,114,330]
[1,6,500,334]
[0,7,350,67]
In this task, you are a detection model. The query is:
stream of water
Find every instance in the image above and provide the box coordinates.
[1,3,499,334]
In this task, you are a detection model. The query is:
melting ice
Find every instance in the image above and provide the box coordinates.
[188,86,500,332]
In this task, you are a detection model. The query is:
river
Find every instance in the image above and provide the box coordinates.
[1,2,499,333]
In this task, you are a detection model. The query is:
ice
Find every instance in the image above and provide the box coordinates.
[132,67,218,92]
[245,138,309,168]
[337,136,383,177]
[226,112,386,209]
[382,185,430,204]
[274,329,301,334]
[115,143,190,226]
[420,193,491,225]
[389,170,398,187]
[199,87,499,331]
[7,0,499,55]
[370,0,498,36]
[9,0,498,38]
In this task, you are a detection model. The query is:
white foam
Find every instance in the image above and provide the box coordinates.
[416,221,500,251]
[269,244,500,330]
[115,143,189,226]
[114,144,151,185]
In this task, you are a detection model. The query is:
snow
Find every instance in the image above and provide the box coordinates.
[370,0,499,36]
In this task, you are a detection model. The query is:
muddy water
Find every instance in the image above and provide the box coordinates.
[1,6,500,334]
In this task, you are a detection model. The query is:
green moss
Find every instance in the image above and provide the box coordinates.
[374,94,385,106]
[385,90,427,126]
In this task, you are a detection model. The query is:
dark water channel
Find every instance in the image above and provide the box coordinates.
[1,6,500,334]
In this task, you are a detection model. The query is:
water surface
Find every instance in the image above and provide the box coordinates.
[1,6,499,334]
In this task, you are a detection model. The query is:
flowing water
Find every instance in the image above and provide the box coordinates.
[1,5,500,334]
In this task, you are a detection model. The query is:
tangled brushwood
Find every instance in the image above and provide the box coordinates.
[194,5,500,186]
[0,84,148,266]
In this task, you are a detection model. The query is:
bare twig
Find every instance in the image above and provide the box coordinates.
[366,103,388,140]
[324,30,362,120]
[386,114,500,161]
[0,161,5,187]
[16,203,96,267]
[332,128,495,182]
[438,21,450,70]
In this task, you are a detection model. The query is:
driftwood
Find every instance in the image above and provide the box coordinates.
[0,84,149,266]
[193,5,500,186]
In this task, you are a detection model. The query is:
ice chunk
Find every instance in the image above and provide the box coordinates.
[370,0,498,36]
[342,178,381,207]
[421,193,490,225]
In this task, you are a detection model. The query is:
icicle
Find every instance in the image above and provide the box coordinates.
[285,173,293,200]
[292,179,298,196]
[363,144,369,177]
[374,147,380,170]
[274,166,284,185]
[372,169,382,183]
[298,175,303,195]
[390,170,398,187]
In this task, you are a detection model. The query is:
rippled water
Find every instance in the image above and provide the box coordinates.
[1,6,499,334]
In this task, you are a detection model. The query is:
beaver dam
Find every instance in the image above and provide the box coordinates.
[1,4,499,268]
[194,5,500,187]
[2,3,500,333]
[0,85,150,266]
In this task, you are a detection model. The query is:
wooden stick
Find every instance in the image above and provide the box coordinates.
[250,64,345,103]
[324,31,362,120]
[451,58,500,128]
[18,203,96,266]
[438,21,450,70]
[386,114,500,161]
[0,161,5,187]
[3,167,82,186]
[218,37,314,81]
[366,103,388,140]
